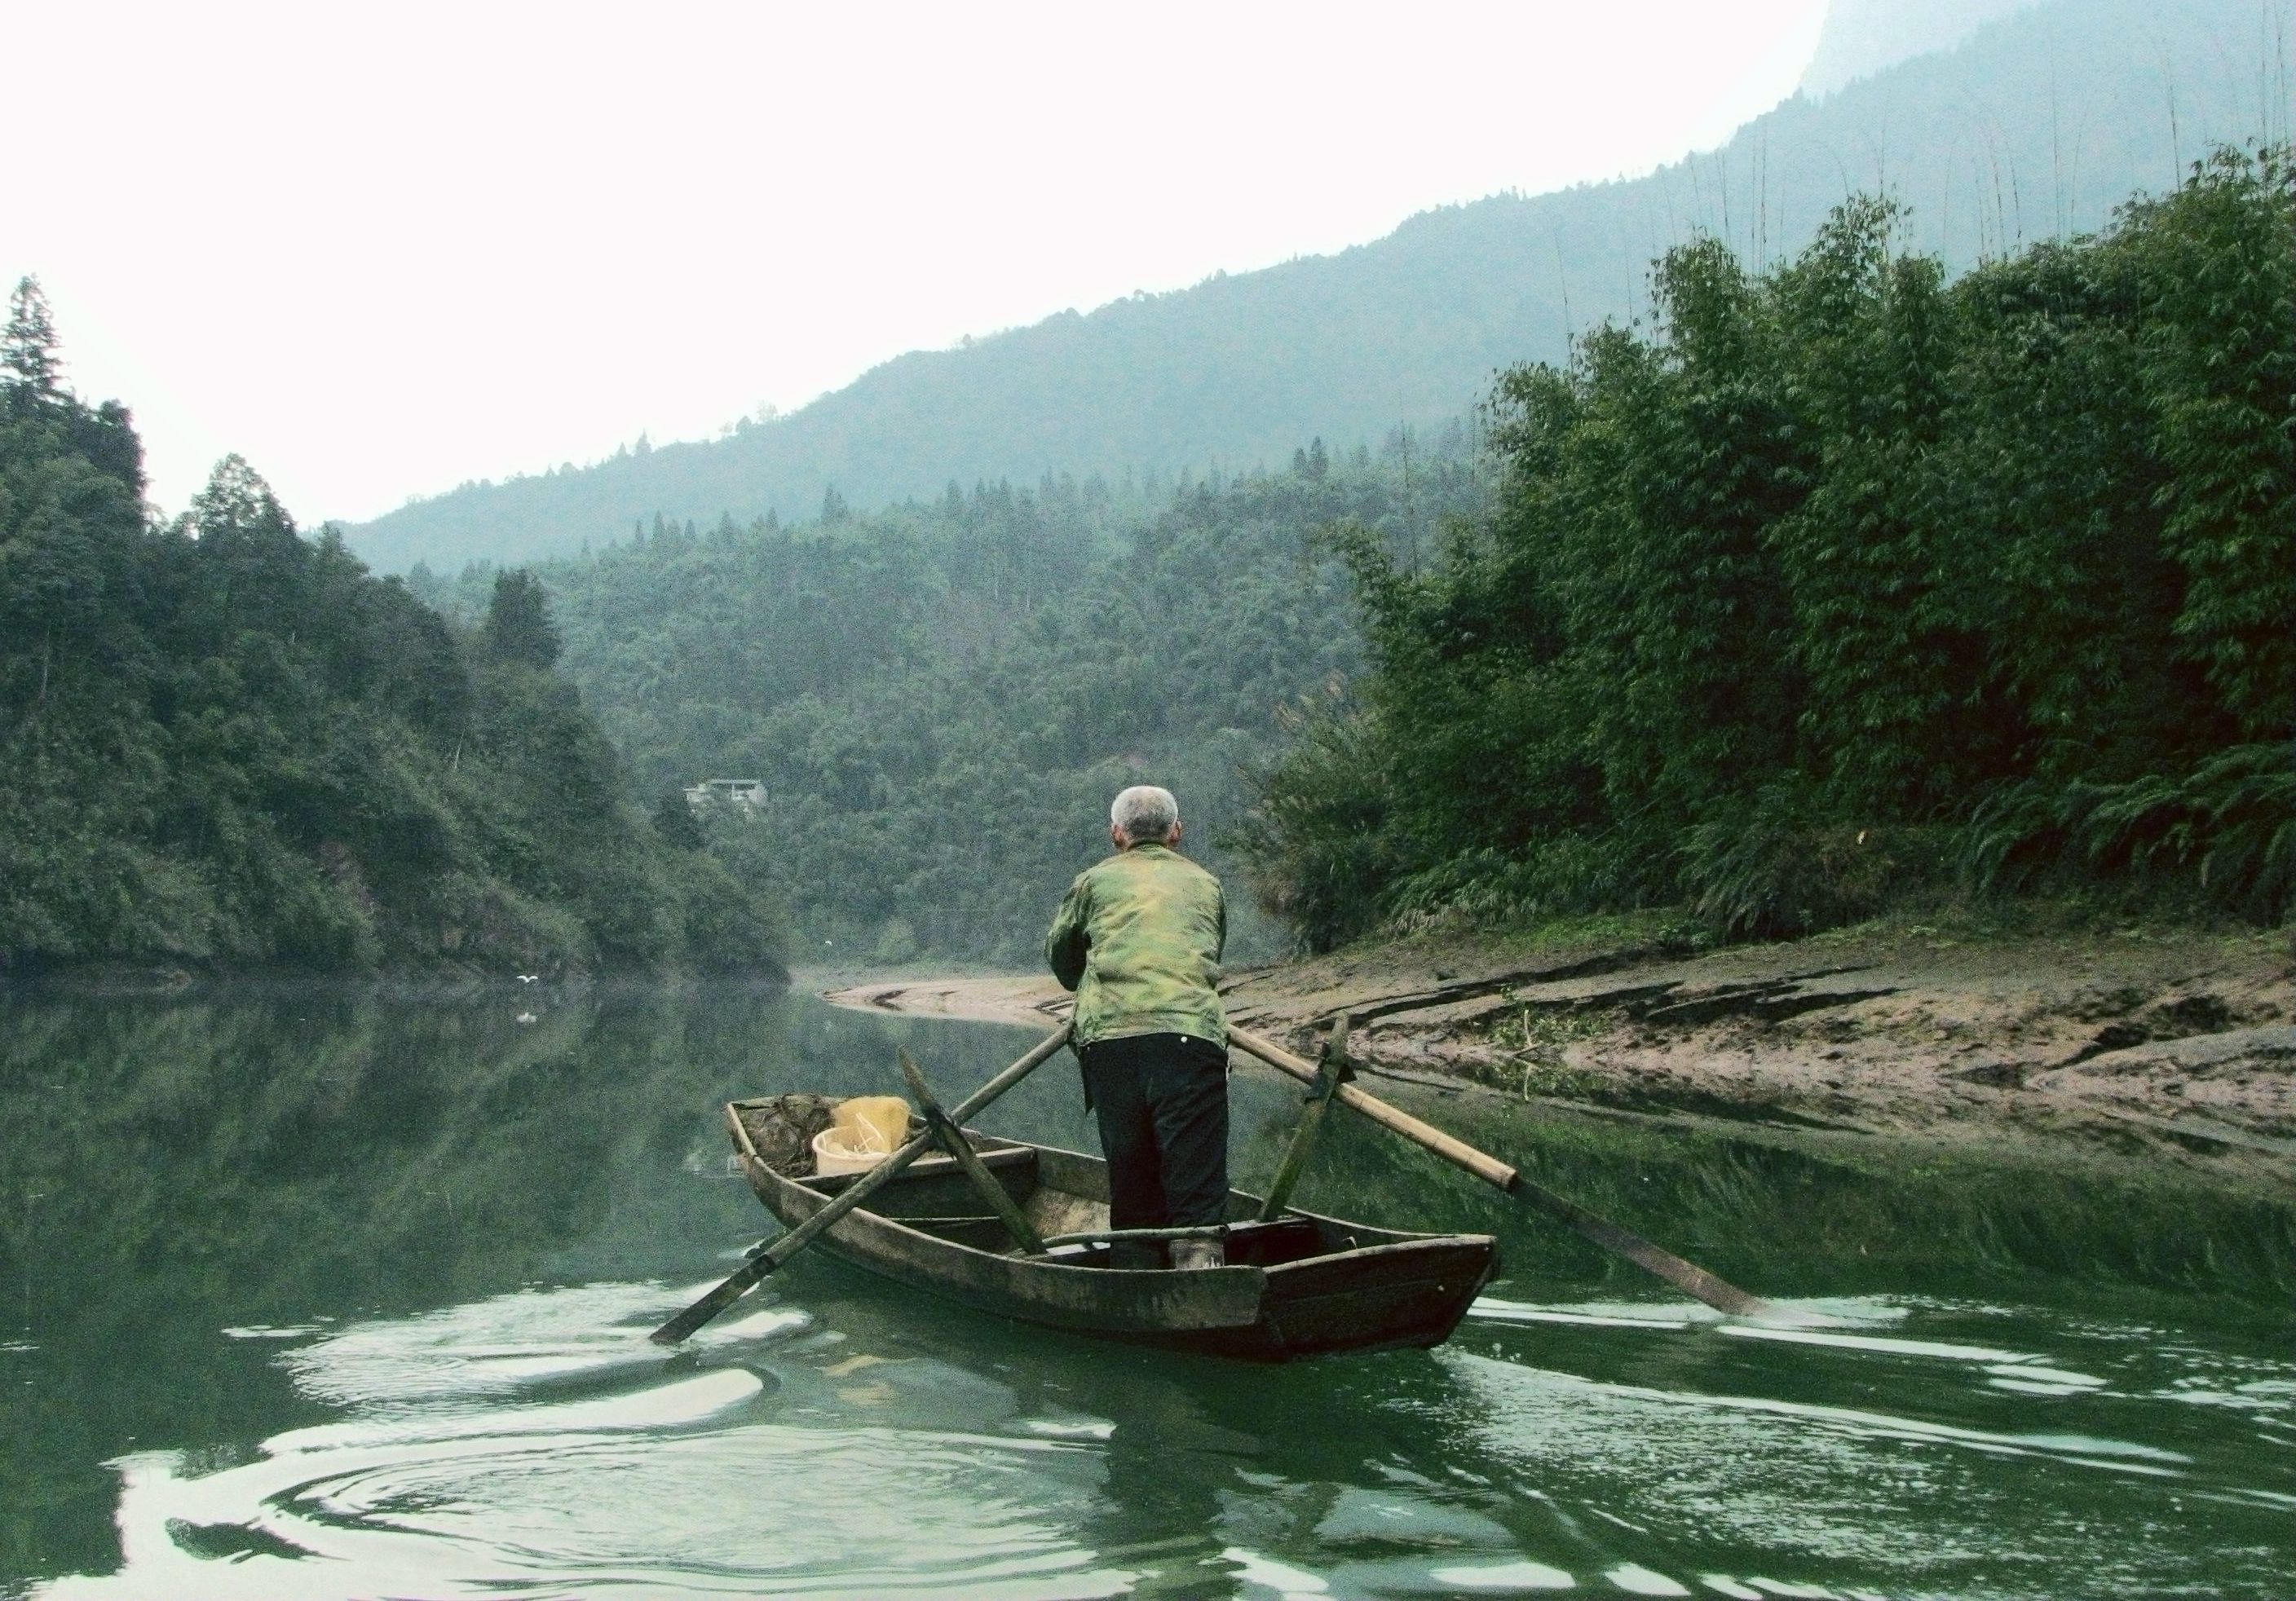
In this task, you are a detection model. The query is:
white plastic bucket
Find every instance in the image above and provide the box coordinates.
[812,1127,890,1176]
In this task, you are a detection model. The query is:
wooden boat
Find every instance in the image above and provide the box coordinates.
[723,1096,1499,1361]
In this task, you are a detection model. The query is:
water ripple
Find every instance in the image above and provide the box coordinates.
[24,1277,2294,1601]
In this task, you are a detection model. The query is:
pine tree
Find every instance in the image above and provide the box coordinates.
[3,277,63,398]
[483,569,562,668]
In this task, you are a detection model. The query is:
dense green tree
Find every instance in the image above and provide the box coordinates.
[483,567,563,667]
[653,787,707,850]
[3,276,61,399]
[0,316,785,977]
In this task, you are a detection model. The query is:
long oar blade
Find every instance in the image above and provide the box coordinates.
[1501,1169,1772,1317]
[1225,1024,1774,1319]
[651,1022,1071,1345]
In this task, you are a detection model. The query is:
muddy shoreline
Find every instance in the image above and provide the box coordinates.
[825,927,2295,1196]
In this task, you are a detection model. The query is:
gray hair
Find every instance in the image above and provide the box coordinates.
[1110,785,1179,845]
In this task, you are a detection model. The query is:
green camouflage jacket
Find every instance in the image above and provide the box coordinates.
[1044,844,1227,1048]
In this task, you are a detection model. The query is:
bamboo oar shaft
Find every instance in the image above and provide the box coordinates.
[651,1022,1071,1344]
[901,1047,1047,1255]
[1225,1023,1774,1319]
[1227,1026,1518,1188]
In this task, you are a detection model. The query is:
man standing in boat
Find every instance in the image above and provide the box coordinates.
[1044,785,1230,1270]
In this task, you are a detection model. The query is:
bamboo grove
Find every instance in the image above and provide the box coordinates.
[1238,147,2294,949]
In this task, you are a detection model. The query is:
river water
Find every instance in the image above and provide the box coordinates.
[1,983,2289,1600]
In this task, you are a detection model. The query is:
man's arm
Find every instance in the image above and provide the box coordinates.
[1044,875,1091,991]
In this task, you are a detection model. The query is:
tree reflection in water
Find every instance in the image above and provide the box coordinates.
[2,984,2289,1598]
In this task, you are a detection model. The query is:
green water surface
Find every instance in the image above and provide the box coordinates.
[1,984,2289,1599]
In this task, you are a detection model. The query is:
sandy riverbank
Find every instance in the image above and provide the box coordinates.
[826,922,2294,1193]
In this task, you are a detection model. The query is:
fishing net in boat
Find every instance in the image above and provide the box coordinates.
[735,1094,840,1177]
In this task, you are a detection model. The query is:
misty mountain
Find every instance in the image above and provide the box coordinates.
[1798,0,2043,95]
[345,0,2283,574]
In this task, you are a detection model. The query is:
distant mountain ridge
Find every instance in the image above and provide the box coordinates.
[1798,0,2043,95]
[344,0,2281,574]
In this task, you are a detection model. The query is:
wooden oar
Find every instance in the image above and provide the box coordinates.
[650,1021,1072,1344]
[1256,1012,1354,1221]
[1226,1023,1776,1319]
[899,1047,1047,1255]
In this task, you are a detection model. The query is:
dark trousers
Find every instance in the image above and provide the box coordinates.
[1078,1033,1230,1231]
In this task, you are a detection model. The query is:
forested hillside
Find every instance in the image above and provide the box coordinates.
[346,0,2279,572]
[1239,148,2294,948]
[0,283,784,979]
[414,439,1487,965]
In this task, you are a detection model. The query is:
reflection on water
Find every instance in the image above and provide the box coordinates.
[2,984,2289,1599]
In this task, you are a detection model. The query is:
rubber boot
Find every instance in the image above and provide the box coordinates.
[1169,1237,1226,1271]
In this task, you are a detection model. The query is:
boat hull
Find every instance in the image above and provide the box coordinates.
[727,1101,1499,1362]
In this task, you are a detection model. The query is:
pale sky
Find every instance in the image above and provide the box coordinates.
[7,2,1830,525]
